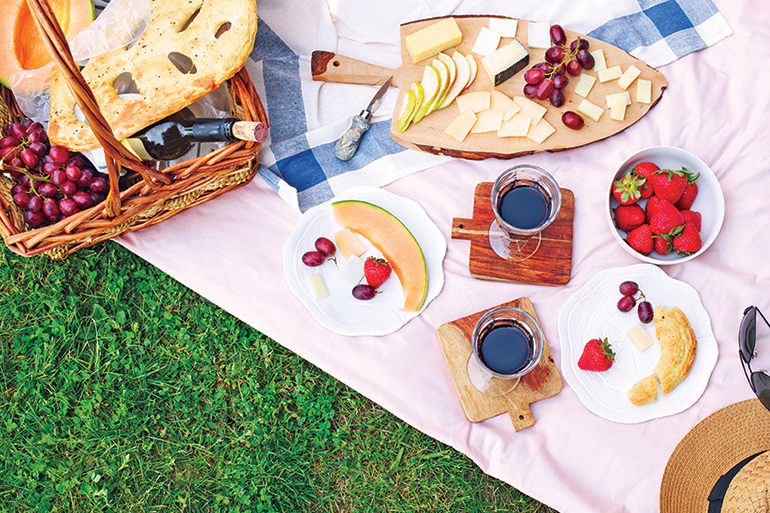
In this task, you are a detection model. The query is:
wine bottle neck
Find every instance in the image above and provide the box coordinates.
[180,118,268,143]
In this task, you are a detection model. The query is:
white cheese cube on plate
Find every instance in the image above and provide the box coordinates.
[481,40,530,86]
[598,65,622,82]
[497,113,532,137]
[618,65,641,90]
[573,73,597,98]
[577,98,604,122]
[527,22,551,49]
[472,26,502,56]
[445,110,477,142]
[627,324,654,352]
[488,18,518,38]
[456,91,491,113]
[308,273,328,299]
[470,109,504,133]
[637,79,652,104]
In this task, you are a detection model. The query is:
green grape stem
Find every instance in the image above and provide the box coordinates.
[545,37,585,80]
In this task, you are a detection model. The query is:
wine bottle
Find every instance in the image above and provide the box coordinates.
[122,109,268,161]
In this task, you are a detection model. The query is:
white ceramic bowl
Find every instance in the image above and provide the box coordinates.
[605,146,725,265]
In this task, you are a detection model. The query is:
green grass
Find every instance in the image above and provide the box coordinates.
[0,241,556,512]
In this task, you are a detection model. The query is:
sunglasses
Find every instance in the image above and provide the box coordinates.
[738,306,770,412]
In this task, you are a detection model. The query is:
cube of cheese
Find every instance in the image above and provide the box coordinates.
[577,99,604,122]
[481,40,529,86]
[590,49,607,72]
[472,27,501,56]
[609,94,627,121]
[456,91,491,113]
[605,92,631,108]
[490,90,520,121]
[497,113,532,137]
[598,65,622,83]
[405,18,463,63]
[636,79,652,104]
[618,65,641,90]
[489,18,518,38]
[445,110,477,142]
[627,324,654,352]
[526,118,556,144]
[573,73,597,98]
[308,274,328,299]
[513,96,547,125]
[470,109,504,133]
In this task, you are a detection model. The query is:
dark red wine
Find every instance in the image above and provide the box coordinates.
[123,109,268,161]
[498,185,549,230]
[477,321,533,375]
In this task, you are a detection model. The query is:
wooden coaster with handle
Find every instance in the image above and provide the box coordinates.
[436,297,562,430]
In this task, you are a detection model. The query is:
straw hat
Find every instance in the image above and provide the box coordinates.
[660,399,770,513]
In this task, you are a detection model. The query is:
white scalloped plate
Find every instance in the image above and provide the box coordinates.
[283,186,446,336]
[558,264,718,423]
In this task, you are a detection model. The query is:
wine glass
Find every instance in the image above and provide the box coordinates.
[488,164,562,261]
[467,306,545,396]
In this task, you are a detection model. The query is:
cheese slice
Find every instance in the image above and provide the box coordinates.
[489,18,518,38]
[609,93,627,121]
[405,18,463,63]
[605,91,631,108]
[637,79,652,104]
[456,91,491,113]
[573,73,597,98]
[470,109,504,133]
[308,274,328,299]
[618,65,641,90]
[445,110,477,142]
[497,113,531,137]
[513,96,547,125]
[335,254,364,287]
[527,21,551,49]
[334,229,366,259]
[598,65,622,83]
[481,40,529,86]
[577,98,604,122]
[472,26,501,56]
[526,118,556,144]
[627,324,654,352]
[590,49,607,72]
[490,90,521,121]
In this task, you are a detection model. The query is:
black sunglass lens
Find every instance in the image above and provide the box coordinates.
[740,308,758,361]
[752,372,770,412]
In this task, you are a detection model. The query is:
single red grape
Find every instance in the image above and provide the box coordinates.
[523,84,538,99]
[59,198,79,217]
[0,136,18,148]
[29,142,48,157]
[51,169,68,186]
[638,301,654,323]
[7,123,25,140]
[534,79,555,101]
[577,49,595,70]
[566,60,582,76]
[27,195,43,212]
[524,68,546,85]
[65,165,82,182]
[619,281,639,296]
[72,191,94,209]
[545,46,566,64]
[314,237,336,257]
[89,176,109,193]
[13,192,32,209]
[49,145,70,164]
[553,74,569,90]
[562,111,585,130]
[60,180,77,197]
[27,129,47,144]
[549,25,567,46]
[549,89,565,108]
[38,182,58,198]
[617,295,636,312]
[302,251,325,267]
[20,148,39,169]
[24,210,46,227]
[43,198,60,221]
[570,38,589,52]
[76,168,93,188]
[352,284,377,300]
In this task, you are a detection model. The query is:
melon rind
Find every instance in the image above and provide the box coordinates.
[331,199,428,312]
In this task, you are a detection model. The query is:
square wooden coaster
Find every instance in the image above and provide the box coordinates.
[436,298,562,430]
[451,183,574,286]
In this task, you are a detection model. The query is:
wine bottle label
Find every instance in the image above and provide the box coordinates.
[121,138,154,161]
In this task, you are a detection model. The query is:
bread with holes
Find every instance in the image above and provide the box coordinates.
[627,306,697,406]
[48,0,257,151]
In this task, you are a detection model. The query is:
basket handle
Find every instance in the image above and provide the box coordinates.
[25,0,172,217]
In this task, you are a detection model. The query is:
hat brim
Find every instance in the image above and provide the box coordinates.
[660,399,770,513]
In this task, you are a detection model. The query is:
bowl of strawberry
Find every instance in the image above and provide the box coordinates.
[606,146,725,265]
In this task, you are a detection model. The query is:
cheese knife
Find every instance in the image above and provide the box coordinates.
[334,76,393,161]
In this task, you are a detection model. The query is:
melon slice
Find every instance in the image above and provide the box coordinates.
[331,200,428,312]
[0,0,95,88]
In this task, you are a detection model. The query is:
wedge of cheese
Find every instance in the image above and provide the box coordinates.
[445,110,477,142]
[456,91,491,113]
[490,90,520,121]
[481,40,529,86]
[405,18,463,63]
[488,18,518,38]
[497,113,531,137]
[513,96,547,125]
[470,109,504,133]
[472,26,501,56]
[526,118,555,144]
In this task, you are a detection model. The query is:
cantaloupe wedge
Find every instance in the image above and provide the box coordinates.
[332,200,428,312]
[0,0,95,88]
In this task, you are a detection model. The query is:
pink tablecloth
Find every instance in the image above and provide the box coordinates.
[117,1,769,511]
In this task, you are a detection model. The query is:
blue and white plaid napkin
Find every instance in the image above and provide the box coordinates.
[250,0,732,212]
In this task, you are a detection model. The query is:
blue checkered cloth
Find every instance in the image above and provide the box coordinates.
[245,0,733,212]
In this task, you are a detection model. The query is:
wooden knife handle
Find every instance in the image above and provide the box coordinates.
[312,51,400,87]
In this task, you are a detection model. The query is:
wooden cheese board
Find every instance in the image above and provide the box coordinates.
[311,15,667,160]
[452,182,574,285]
[436,297,562,430]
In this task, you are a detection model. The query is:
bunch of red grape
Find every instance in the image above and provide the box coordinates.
[616,280,654,324]
[522,24,596,107]
[1,120,108,228]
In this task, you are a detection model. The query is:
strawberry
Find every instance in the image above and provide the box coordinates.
[649,199,684,236]
[626,224,653,255]
[363,256,392,288]
[680,210,702,232]
[634,162,659,199]
[673,221,702,255]
[654,234,673,255]
[649,168,688,204]
[578,338,615,372]
[613,203,645,232]
[675,180,699,210]
[645,195,662,224]
[612,170,645,205]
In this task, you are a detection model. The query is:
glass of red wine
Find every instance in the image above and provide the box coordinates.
[488,164,561,261]
[467,306,544,396]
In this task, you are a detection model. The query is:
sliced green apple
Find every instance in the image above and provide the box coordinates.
[396,89,417,133]
[437,51,472,110]
[412,64,441,124]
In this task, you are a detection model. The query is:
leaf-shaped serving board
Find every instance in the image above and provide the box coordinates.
[312,15,667,160]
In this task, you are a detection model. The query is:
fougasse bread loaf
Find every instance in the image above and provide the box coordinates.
[627,306,697,406]
[48,0,258,151]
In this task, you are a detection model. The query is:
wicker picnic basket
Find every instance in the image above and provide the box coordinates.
[0,0,268,259]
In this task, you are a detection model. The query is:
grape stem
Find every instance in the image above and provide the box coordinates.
[544,36,585,79]
[0,158,54,196]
